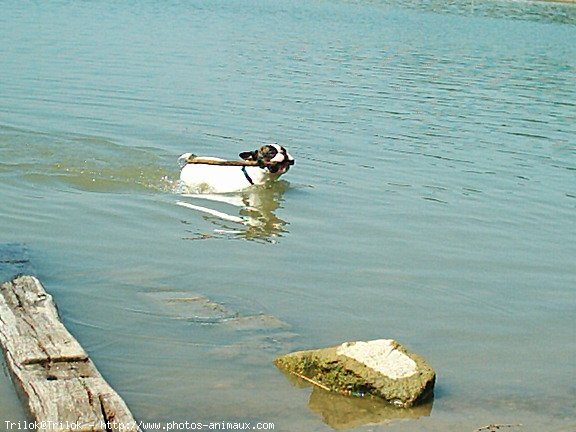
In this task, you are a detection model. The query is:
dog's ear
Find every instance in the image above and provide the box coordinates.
[239,150,258,161]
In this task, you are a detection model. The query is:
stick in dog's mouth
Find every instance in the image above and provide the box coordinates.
[181,156,278,168]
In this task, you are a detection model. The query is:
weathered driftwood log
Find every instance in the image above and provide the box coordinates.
[0,274,140,432]
[275,339,436,408]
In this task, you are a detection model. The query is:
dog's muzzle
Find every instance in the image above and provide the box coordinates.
[268,158,294,174]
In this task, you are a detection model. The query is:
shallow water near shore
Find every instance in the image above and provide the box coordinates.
[1,0,575,430]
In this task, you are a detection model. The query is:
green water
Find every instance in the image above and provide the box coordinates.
[1,0,575,430]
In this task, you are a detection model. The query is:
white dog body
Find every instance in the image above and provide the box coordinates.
[178,144,294,194]
[179,157,271,193]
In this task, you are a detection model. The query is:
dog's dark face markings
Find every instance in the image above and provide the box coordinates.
[239,144,294,174]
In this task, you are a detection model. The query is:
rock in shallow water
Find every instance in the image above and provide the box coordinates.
[274,339,435,407]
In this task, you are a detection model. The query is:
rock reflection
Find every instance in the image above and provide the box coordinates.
[282,372,433,430]
[309,387,433,429]
[178,181,290,243]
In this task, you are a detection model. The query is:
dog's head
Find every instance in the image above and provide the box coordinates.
[239,144,294,174]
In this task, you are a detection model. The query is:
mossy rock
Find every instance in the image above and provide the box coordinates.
[274,339,435,407]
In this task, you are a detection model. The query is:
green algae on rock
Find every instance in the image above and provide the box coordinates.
[274,339,435,407]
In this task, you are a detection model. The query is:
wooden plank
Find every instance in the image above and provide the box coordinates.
[0,275,140,432]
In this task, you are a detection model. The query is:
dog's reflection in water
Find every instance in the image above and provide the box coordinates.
[177,181,290,243]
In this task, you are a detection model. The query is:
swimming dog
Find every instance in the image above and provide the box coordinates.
[178,144,294,193]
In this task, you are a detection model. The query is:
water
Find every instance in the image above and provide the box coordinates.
[1,0,575,430]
